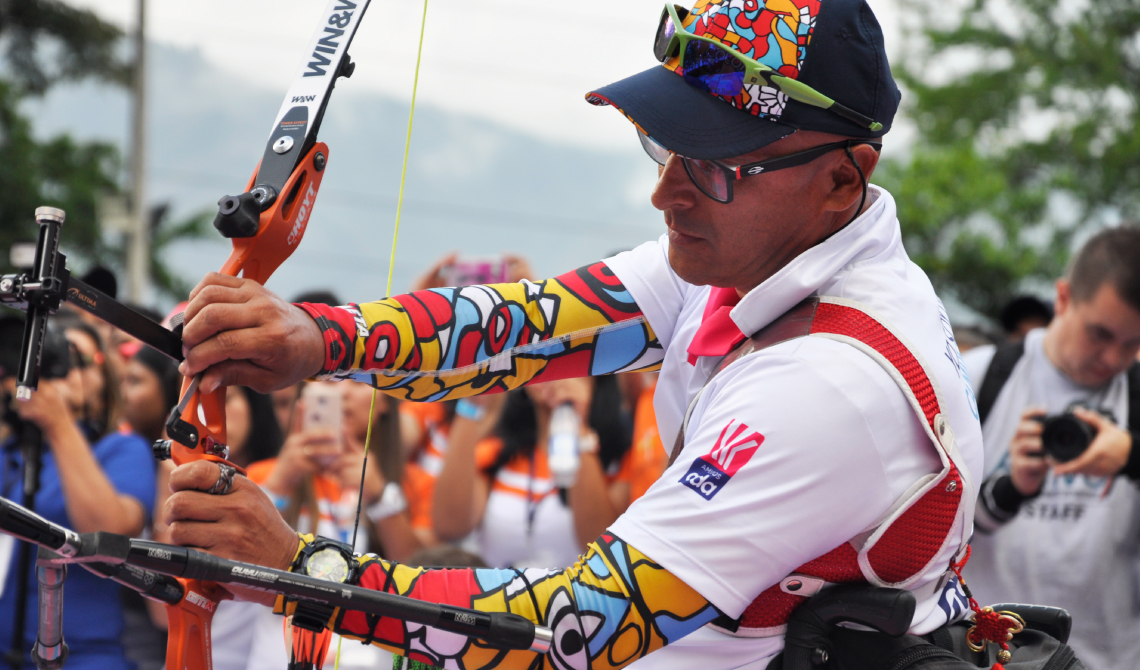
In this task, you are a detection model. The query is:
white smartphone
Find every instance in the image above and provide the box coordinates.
[301,382,343,465]
[444,257,507,287]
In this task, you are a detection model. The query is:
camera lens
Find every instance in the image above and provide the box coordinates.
[1041,414,1095,463]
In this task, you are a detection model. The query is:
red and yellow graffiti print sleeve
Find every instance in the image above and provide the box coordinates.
[296,262,662,401]
[278,534,718,670]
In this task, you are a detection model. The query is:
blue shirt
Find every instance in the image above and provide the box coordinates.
[0,429,156,670]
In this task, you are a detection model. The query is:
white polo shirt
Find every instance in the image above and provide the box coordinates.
[604,186,985,669]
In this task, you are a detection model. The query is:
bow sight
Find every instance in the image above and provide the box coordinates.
[0,208,184,395]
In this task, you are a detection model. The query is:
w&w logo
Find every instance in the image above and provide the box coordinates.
[680,420,764,500]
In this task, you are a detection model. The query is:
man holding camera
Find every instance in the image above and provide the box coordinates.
[965,226,1140,669]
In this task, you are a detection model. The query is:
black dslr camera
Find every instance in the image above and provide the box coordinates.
[0,315,71,384]
[1034,403,1113,463]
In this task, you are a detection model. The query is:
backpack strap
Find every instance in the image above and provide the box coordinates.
[976,341,1025,426]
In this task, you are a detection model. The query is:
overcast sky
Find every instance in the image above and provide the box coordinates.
[65,0,902,151]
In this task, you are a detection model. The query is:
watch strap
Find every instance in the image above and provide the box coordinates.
[291,600,338,632]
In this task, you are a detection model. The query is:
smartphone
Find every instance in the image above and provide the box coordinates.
[301,382,343,465]
[444,258,507,287]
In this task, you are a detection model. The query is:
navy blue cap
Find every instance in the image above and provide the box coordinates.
[587,0,901,160]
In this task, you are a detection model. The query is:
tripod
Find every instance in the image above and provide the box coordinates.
[4,420,44,670]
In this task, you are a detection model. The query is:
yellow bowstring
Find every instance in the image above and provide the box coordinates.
[386,0,431,299]
[333,0,430,668]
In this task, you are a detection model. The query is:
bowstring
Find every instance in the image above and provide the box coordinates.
[333,0,430,668]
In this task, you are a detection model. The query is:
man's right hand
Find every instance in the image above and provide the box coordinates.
[1010,407,1049,496]
[179,273,326,394]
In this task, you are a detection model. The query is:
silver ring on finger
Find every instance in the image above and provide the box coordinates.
[206,463,238,495]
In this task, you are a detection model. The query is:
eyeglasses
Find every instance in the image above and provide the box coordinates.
[638,128,881,203]
[654,4,882,132]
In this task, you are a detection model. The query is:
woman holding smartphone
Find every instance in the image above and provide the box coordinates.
[225,381,401,670]
[432,375,635,568]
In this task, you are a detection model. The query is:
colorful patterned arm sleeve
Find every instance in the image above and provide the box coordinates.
[317,533,718,670]
[296,262,662,402]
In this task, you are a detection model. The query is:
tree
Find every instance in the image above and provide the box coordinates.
[0,0,208,302]
[0,0,130,93]
[0,1,125,272]
[873,0,1139,318]
[0,80,121,271]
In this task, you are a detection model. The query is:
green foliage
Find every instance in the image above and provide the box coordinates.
[0,0,125,276]
[0,0,130,94]
[0,79,120,269]
[0,1,209,302]
[875,0,1140,317]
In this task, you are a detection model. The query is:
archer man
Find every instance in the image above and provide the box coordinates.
[164,0,986,667]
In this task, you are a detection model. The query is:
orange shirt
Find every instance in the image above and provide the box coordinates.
[398,402,451,531]
[246,459,357,544]
[628,380,668,502]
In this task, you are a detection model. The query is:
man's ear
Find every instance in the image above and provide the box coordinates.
[823,143,880,213]
[1055,278,1072,317]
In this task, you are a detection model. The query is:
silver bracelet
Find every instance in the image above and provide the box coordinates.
[366,482,408,523]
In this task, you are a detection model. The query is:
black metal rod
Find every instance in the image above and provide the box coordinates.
[0,498,82,559]
[63,278,183,362]
[121,539,544,652]
[78,560,183,606]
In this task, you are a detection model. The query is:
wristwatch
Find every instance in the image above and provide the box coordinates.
[288,538,360,631]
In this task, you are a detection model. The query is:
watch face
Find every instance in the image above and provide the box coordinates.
[306,547,350,583]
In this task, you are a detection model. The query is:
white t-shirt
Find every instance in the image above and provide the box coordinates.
[476,463,583,569]
[962,329,1140,670]
[604,186,984,669]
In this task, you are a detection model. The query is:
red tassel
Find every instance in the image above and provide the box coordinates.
[951,547,1022,667]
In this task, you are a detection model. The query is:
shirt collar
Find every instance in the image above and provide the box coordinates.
[728,185,898,337]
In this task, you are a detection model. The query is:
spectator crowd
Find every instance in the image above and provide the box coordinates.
[2,227,1140,669]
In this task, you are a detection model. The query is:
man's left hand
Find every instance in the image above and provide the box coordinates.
[1052,408,1132,478]
[164,461,301,602]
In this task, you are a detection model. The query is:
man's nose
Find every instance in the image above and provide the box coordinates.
[650,155,699,212]
[1102,344,1131,375]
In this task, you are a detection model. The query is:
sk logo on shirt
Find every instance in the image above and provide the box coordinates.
[681,420,764,500]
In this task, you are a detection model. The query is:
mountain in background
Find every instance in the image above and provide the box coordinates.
[23,42,664,304]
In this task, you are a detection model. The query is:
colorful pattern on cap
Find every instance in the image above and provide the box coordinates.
[667,0,821,118]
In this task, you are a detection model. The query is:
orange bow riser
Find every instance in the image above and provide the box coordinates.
[166,142,330,472]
